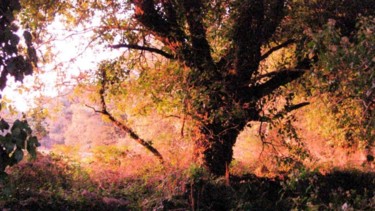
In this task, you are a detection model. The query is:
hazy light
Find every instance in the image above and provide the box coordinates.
[3,13,123,112]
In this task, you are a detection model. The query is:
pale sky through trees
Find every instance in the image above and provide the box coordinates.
[2,16,122,112]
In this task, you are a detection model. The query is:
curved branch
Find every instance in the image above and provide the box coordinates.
[261,39,295,61]
[253,102,310,123]
[88,68,164,163]
[109,43,175,59]
[251,69,307,99]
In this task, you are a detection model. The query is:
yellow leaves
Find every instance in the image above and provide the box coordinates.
[101,114,112,123]
[260,43,297,72]
[52,144,81,159]
[78,0,90,10]
[90,145,129,165]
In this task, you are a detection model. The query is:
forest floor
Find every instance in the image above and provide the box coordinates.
[1,150,374,210]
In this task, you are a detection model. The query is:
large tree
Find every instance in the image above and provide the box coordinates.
[118,0,309,175]
[121,0,375,175]
[19,0,374,176]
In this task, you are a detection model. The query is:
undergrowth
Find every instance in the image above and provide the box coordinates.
[1,151,374,210]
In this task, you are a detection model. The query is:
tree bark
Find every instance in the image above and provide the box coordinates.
[129,0,309,176]
[194,123,243,176]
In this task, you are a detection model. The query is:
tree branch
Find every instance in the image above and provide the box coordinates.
[261,39,295,60]
[109,43,175,59]
[161,0,179,29]
[132,0,186,46]
[85,104,104,114]
[251,69,307,99]
[273,102,310,119]
[132,0,191,64]
[261,0,286,43]
[232,0,264,84]
[182,0,215,69]
[132,0,172,38]
[91,68,164,163]
[229,0,287,86]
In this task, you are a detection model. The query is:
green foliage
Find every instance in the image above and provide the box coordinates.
[27,103,49,139]
[272,113,311,164]
[187,164,210,182]
[300,16,375,148]
[90,145,129,166]
[279,169,375,210]
[1,148,375,210]
[0,153,129,210]
[0,0,39,178]
[0,118,40,174]
[0,0,37,90]
[96,59,130,95]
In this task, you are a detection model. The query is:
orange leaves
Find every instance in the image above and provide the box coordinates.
[134,5,145,16]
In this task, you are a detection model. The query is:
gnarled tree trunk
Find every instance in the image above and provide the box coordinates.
[194,123,244,176]
[124,0,307,176]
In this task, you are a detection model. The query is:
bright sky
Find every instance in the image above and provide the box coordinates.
[3,16,122,112]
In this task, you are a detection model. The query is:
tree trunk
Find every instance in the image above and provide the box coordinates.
[193,120,246,176]
[131,0,306,176]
